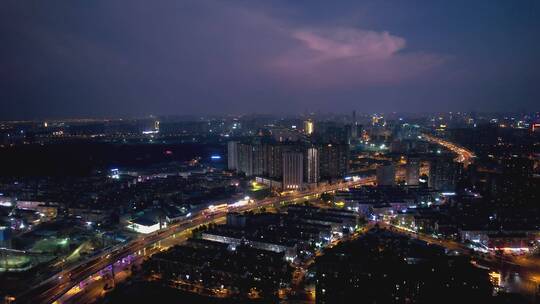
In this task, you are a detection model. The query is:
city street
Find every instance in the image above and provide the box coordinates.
[421,133,475,167]
[16,177,375,304]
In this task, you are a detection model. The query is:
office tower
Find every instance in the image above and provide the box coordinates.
[405,157,420,186]
[305,147,319,184]
[304,119,314,135]
[283,152,303,190]
[377,163,396,186]
[319,143,349,180]
[227,141,238,170]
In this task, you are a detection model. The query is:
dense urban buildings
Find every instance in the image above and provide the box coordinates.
[1,1,540,303]
[1,112,539,304]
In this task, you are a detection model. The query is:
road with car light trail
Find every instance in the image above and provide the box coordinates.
[14,176,376,304]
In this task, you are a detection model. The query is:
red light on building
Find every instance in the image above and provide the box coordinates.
[164,150,173,155]
[532,123,540,132]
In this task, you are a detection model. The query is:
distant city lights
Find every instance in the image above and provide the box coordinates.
[142,130,159,135]
[0,201,12,207]
[110,168,120,179]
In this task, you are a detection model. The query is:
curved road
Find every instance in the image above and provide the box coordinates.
[422,133,475,168]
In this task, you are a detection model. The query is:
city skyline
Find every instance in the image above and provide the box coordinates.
[1,2,540,303]
[1,105,539,303]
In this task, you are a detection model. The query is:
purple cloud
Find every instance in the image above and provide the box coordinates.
[292,28,406,61]
[0,0,459,118]
[269,26,445,88]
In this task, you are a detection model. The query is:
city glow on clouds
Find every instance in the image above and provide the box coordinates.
[292,28,406,61]
[271,26,445,88]
[3,0,537,118]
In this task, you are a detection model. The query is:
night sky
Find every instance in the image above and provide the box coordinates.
[1,0,539,119]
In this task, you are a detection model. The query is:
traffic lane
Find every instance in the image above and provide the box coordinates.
[23,178,374,303]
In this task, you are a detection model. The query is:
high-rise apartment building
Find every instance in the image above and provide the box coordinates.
[283,152,303,190]
[429,157,459,191]
[305,147,319,184]
[237,143,254,176]
[319,143,349,180]
[405,157,420,186]
[265,143,285,179]
[227,141,238,170]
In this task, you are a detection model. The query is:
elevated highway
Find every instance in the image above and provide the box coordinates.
[15,176,375,304]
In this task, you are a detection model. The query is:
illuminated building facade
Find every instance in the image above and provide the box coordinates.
[305,147,319,184]
[283,152,303,190]
[127,218,163,234]
[304,119,314,135]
